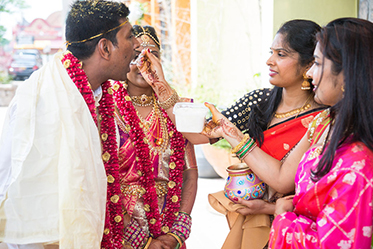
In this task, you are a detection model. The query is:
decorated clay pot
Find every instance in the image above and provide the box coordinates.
[224,163,266,201]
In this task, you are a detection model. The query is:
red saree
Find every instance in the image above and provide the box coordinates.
[261,111,322,161]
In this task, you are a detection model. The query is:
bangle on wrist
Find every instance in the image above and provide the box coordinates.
[123,218,148,248]
[231,134,251,153]
[169,212,192,244]
[178,211,191,218]
[232,134,250,153]
[143,237,152,249]
[236,140,255,159]
[240,143,257,160]
[158,90,179,110]
[236,139,255,155]
[167,232,182,247]
[231,134,257,160]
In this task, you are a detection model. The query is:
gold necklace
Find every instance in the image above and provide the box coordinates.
[274,95,312,119]
[136,95,169,155]
[115,101,169,156]
[130,93,154,107]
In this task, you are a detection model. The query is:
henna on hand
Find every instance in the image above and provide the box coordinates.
[217,118,241,139]
[156,85,173,102]
[136,49,173,99]
[144,64,158,85]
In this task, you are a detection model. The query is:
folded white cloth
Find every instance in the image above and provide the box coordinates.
[0,52,107,249]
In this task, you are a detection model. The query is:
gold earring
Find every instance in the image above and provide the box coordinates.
[301,72,311,91]
[341,85,345,92]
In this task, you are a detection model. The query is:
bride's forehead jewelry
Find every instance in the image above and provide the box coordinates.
[140,35,155,48]
[135,26,160,48]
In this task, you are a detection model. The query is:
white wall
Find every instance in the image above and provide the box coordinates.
[191,0,274,106]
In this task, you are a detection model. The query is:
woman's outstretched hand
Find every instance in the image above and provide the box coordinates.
[202,102,244,142]
[136,48,173,102]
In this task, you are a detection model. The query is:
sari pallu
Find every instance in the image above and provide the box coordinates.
[208,109,323,249]
[269,137,373,248]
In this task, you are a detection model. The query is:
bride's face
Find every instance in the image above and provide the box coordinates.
[127,35,161,90]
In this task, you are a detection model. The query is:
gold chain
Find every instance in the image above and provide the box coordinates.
[274,95,312,119]
[115,94,169,156]
[137,95,169,155]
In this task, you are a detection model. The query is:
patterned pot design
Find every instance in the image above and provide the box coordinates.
[224,163,266,201]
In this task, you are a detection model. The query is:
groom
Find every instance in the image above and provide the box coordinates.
[0,1,139,248]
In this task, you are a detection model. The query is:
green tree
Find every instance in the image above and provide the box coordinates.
[0,0,28,45]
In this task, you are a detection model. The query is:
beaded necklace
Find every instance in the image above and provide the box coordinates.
[61,51,123,249]
[113,81,185,238]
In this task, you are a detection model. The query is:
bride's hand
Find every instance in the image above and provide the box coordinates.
[136,48,173,102]
[202,102,244,142]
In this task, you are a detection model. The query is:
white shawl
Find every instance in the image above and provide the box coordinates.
[0,53,107,248]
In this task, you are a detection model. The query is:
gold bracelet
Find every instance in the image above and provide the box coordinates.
[231,134,251,153]
[167,232,182,246]
[158,90,179,110]
[143,237,152,249]
[183,167,198,172]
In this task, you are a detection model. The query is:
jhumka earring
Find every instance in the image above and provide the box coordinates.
[301,72,311,90]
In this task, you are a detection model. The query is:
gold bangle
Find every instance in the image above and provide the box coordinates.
[158,90,179,110]
[183,167,198,172]
[167,232,182,246]
[143,237,152,249]
[231,134,251,153]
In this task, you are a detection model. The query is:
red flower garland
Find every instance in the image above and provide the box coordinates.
[113,81,185,238]
[61,52,123,249]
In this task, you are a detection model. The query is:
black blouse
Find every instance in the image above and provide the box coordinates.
[221,88,272,132]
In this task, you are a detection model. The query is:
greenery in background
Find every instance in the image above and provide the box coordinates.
[212,138,232,151]
[0,0,28,45]
[0,71,13,84]
[187,83,224,106]
[0,0,28,13]
[0,26,8,45]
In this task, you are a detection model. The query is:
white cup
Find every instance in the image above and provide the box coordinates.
[173,102,209,133]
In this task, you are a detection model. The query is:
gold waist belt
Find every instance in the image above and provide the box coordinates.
[121,181,168,198]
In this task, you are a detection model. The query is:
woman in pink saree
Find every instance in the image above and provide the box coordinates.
[269,18,373,248]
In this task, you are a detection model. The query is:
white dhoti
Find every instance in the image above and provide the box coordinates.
[0,53,107,249]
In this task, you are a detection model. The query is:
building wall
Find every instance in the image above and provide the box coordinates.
[359,0,373,21]
[273,0,358,35]
[192,0,264,105]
